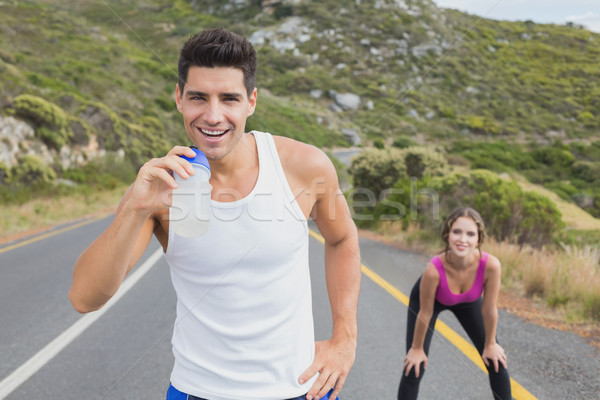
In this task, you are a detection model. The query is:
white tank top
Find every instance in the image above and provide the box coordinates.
[164,131,316,400]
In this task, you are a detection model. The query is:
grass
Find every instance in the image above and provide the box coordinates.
[0,185,127,243]
[513,173,600,230]
[487,240,600,323]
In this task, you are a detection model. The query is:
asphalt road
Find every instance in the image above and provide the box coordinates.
[0,216,598,399]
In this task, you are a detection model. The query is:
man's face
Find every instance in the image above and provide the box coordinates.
[175,66,257,162]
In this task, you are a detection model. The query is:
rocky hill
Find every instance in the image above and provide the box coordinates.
[1,0,599,193]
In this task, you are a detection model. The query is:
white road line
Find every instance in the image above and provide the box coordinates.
[0,248,164,399]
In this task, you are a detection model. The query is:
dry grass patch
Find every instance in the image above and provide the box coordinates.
[486,240,600,323]
[0,185,126,243]
[512,174,600,230]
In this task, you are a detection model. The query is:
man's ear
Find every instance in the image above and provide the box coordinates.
[175,84,183,113]
[247,88,257,117]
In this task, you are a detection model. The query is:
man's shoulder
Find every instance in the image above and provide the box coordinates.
[271,134,331,172]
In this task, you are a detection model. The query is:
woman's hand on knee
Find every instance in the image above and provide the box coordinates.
[482,343,507,372]
[403,348,428,378]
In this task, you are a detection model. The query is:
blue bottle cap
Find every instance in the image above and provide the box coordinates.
[179,146,210,171]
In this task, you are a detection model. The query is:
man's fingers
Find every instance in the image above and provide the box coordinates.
[147,168,177,189]
[329,374,346,400]
[315,372,339,399]
[298,361,320,386]
[306,369,329,400]
[167,145,197,158]
[145,155,195,181]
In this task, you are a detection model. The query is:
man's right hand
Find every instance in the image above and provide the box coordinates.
[128,146,198,217]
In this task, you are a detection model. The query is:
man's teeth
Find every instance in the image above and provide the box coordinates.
[201,128,226,136]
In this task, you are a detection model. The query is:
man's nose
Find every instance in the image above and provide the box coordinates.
[204,101,223,125]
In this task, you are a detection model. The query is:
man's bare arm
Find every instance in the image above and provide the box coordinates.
[69,146,196,313]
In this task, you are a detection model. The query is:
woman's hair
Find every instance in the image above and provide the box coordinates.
[178,27,257,96]
[441,207,486,254]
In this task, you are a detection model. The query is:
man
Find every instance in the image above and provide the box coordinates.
[69,28,361,400]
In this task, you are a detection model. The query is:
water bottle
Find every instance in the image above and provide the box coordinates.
[170,147,211,237]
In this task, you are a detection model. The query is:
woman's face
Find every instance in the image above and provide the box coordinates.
[448,216,479,257]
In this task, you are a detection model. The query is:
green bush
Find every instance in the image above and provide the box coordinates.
[11,155,57,185]
[572,161,600,183]
[430,170,563,247]
[544,181,578,200]
[400,146,448,179]
[571,140,600,162]
[13,94,72,149]
[392,135,417,149]
[348,148,406,197]
[368,175,436,228]
[518,191,565,247]
[62,154,137,188]
[0,162,10,184]
[577,111,596,127]
[457,114,501,135]
[532,145,575,168]
[373,138,385,149]
[123,120,171,166]
[450,140,536,172]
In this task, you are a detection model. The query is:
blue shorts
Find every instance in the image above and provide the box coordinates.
[166,383,338,400]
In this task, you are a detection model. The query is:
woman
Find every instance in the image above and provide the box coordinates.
[398,207,512,399]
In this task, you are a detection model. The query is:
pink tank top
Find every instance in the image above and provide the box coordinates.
[432,252,488,306]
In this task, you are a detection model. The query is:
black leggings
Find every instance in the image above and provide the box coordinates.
[398,277,512,400]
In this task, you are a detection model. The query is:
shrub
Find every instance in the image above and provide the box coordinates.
[518,191,565,247]
[392,135,417,149]
[531,145,575,168]
[13,94,72,149]
[400,146,448,179]
[0,162,10,184]
[369,175,437,228]
[373,138,385,149]
[348,148,406,197]
[450,140,536,172]
[572,161,600,183]
[544,181,578,200]
[431,170,563,247]
[577,111,596,127]
[11,155,57,185]
[457,114,501,135]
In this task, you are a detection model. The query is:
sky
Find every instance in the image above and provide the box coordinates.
[432,0,600,33]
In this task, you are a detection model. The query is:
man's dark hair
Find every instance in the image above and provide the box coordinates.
[178,27,257,96]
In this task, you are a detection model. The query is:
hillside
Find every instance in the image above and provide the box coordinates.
[1,0,600,219]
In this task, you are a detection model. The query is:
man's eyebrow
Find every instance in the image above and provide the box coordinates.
[184,90,244,98]
[184,90,208,97]
[222,92,243,98]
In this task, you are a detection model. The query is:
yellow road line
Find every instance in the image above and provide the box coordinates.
[309,229,537,400]
[0,214,109,255]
